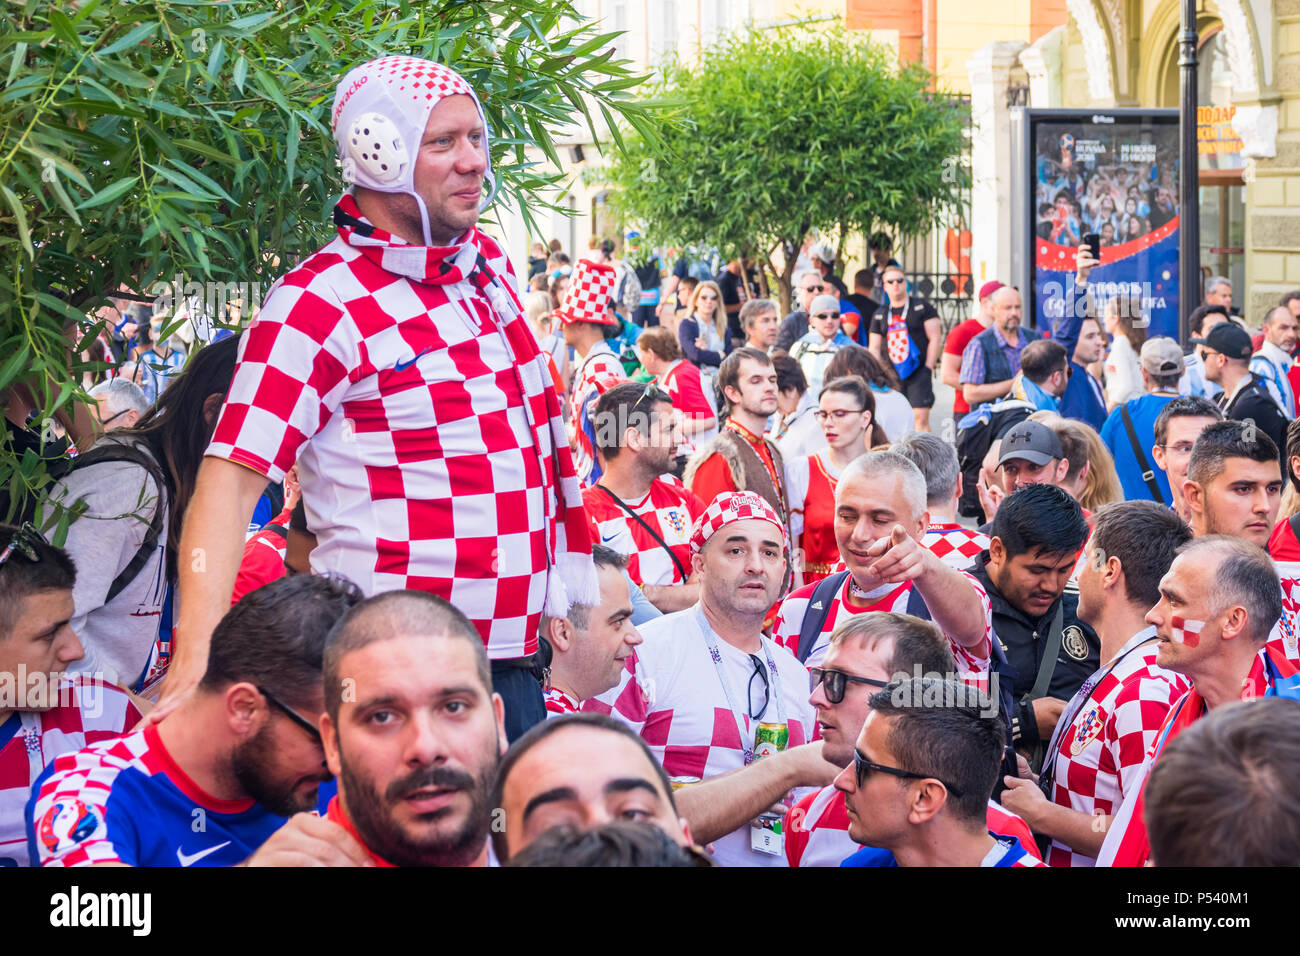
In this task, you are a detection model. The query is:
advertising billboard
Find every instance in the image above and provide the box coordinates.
[1023,109,1181,341]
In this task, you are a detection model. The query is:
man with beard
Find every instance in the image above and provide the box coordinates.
[319,590,507,866]
[27,576,366,867]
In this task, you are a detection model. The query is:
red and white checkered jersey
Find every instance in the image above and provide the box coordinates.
[568,344,627,485]
[582,478,705,587]
[207,207,559,660]
[1266,518,1300,667]
[543,688,581,718]
[1042,628,1190,867]
[584,605,815,867]
[771,574,992,682]
[922,523,989,571]
[659,359,717,455]
[783,784,1041,867]
[0,678,140,867]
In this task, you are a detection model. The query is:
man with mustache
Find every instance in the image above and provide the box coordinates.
[320,590,507,866]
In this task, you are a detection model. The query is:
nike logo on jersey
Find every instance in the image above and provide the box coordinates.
[176,841,231,867]
[394,348,433,372]
[601,533,622,543]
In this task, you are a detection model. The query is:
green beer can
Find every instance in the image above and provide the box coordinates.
[753,721,788,760]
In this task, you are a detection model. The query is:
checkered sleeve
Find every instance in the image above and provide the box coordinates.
[1106,673,1184,800]
[770,584,816,658]
[959,336,986,385]
[206,272,358,483]
[950,571,993,673]
[27,748,136,867]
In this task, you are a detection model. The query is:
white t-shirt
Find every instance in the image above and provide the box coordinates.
[870,385,913,442]
[1104,335,1144,407]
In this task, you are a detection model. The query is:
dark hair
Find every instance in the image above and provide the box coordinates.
[1153,395,1223,447]
[819,374,875,427]
[990,484,1089,560]
[490,712,678,862]
[771,353,807,395]
[568,545,629,630]
[505,821,710,867]
[1289,417,1300,493]
[599,238,616,257]
[114,334,240,583]
[592,381,672,462]
[0,524,77,639]
[1187,419,1279,487]
[1089,501,1192,608]
[829,612,957,679]
[868,232,892,251]
[636,326,680,362]
[1146,698,1300,866]
[868,678,1005,825]
[716,346,772,412]
[1279,290,1300,311]
[1175,536,1282,645]
[289,497,308,533]
[1105,298,1148,352]
[322,590,489,721]
[853,268,873,291]
[825,344,902,393]
[892,432,961,507]
[1188,303,1228,336]
[198,572,363,708]
[1019,339,1068,386]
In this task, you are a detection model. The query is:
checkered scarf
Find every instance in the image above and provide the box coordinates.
[334,192,598,616]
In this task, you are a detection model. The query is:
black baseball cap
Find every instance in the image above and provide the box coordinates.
[997,421,1064,468]
[1189,321,1253,361]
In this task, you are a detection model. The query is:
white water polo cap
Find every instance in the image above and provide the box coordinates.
[330,55,498,241]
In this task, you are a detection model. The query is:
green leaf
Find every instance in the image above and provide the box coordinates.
[0,341,31,392]
[0,184,35,260]
[48,10,81,47]
[75,175,138,209]
[285,111,299,186]
[98,20,158,56]
[232,56,248,92]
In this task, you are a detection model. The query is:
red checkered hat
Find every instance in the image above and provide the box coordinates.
[690,491,787,554]
[555,260,619,327]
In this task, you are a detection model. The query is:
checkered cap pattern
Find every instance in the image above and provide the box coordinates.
[208,194,594,659]
[583,478,705,587]
[690,490,788,554]
[922,524,990,570]
[556,260,619,326]
[1045,636,1190,867]
[0,679,140,867]
[584,606,816,867]
[771,573,993,683]
[785,786,1041,866]
[27,730,155,866]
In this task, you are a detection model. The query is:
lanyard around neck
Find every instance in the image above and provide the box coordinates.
[692,604,787,764]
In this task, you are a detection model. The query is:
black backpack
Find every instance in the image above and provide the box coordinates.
[794,570,1020,795]
[954,399,1034,520]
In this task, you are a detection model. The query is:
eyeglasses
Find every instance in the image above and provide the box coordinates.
[1156,441,1196,455]
[747,654,771,721]
[96,407,131,428]
[258,686,322,743]
[813,408,865,423]
[809,667,888,704]
[812,312,840,320]
[853,748,965,797]
[0,522,46,570]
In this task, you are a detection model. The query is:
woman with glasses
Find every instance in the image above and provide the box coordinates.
[785,376,874,586]
[676,280,728,380]
[823,345,911,446]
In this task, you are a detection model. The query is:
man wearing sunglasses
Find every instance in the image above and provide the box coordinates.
[784,613,1036,866]
[789,295,853,400]
[868,265,941,433]
[28,575,368,867]
[836,677,1045,867]
[775,269,829,352]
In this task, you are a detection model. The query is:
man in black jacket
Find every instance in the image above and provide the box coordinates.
[1193,321,1288,469]
[965,484,1098,762]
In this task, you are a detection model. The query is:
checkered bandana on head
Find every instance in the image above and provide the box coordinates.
[556,259,620,326]
[331,55,497,244]
[690,491,788,554]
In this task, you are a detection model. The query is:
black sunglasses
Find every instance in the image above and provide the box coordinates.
[0,522,46,569]
[812,312,841,320]
[809,667,888,704]
[853,748,965,797]
[258,686,322,743]
[747,654,771,721]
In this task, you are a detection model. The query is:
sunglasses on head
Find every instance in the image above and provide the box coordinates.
[810,667,888,703]
[853,748,965,797]
[0,522,46,570]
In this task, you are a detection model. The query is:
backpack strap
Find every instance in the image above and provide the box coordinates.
[797,571,851,664]
[1119,404,1167,505]
[63,442,170,603]
[1024,600,1066,703]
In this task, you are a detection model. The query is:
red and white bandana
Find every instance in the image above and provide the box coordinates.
[556,260,619,327]
[331,55,496,244]
[689,490,788,554]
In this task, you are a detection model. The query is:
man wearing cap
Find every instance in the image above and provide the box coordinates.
[1195,321,1288,468]
[869,265,942,433]
[1098,337,1186,504]
[942,280,1003,419]
[175,56,597,739]
[584,491,816,867]
[977,420,1071,526]
[560,258,628,486]
[789,295,853,399]
[1250,305,1298,418]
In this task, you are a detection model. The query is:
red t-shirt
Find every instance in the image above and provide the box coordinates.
[944,318,987,415]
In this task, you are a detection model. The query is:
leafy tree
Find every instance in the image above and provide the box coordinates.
[0,0,659,523]
[604,24,969,314]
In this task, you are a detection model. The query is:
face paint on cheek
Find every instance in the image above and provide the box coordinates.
[1170,616,1205,647]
